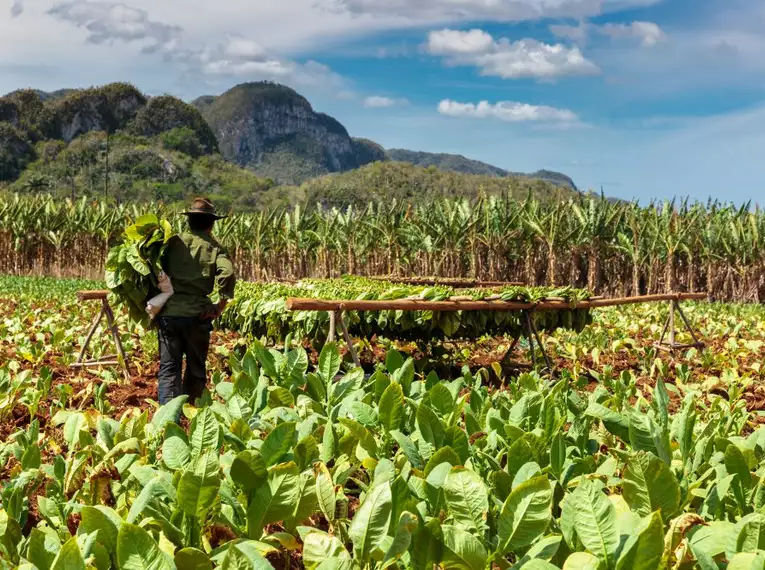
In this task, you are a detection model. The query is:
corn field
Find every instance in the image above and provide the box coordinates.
[1,193,763,302]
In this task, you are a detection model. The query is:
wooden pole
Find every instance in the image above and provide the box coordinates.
[103,299,131,382]
[523,311,536,368]
[658,309,670,345]
[286,292,709,313]
[528,312,553,372]
[676,303,704,346]
[77,290,110,301]
[328,311,337,343]
[669,299,676,348]
[74,305,105,365]
[338,311,361,369]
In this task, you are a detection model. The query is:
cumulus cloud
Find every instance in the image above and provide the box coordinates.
[10,0,23,17]
[47,1,181,52]
[329,0,663,24]
[44,1,346,90]
[363,95,409,107]
[195,36,345,87]
[427,28,494,54]
[438,99,578,122]
[551,20,666,47]
[427,28,599,79]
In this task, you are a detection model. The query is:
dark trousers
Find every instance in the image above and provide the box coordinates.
[157,316,212,405]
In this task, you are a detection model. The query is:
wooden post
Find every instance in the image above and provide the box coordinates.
[500,336,521,365]
[337,311,361,369]
[523,311,537,368]
[328,311,337,343]
[676,303,704,347]
[74,305,105,365]
[528,314,554,373]
[669,299,676,348]
[658,308,671,345]
[103,299,131,382]
[655,298,705,352]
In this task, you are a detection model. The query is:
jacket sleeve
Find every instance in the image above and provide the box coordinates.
[215,248,236,300]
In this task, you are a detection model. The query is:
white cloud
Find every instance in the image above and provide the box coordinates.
[195,37,345,88]
[428,28,494,54]
[40,2,347,91]
[438,99,578,122]
[222,37,269,59]
[551,20,666,47]
[428,28,599,79]
[47,1,181,52]
[600,21,666,47]
[329,0,664,24]
[363,95,409,107]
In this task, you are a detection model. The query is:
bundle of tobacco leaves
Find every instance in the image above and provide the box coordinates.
[105,214,174,326]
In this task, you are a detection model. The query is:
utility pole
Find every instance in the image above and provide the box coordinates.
[104,129,109,199]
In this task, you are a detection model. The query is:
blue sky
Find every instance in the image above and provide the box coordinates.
[1,0,764,203]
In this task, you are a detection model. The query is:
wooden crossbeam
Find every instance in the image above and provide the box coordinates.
[77,290,110,301]
[286,292,708,313]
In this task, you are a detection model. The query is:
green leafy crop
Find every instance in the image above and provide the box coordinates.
[2,340,765,569]
[104,214,175,326]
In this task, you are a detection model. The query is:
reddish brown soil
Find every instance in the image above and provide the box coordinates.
[0,298,242,444]
[267,549,305,570]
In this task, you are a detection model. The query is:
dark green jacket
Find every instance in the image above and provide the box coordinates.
[160,230,236,318]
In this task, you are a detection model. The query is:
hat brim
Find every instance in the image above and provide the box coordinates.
[182,210,227,220]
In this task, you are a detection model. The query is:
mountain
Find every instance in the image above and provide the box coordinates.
[290,160,580,209]
[386,149,507,177]
[1,81,582,210]
[194,82,576,189]
[0,84,273,210]
[193,82,385,185]
[0,83,217,180]
[386,148,577,190]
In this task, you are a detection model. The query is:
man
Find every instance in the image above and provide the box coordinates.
[157,197,236,405]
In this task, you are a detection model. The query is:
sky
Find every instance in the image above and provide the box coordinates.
[1,0,764,203]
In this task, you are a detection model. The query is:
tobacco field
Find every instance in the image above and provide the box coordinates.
[3,275,765,569]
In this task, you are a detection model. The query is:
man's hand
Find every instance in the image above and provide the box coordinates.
[201,299,228,321]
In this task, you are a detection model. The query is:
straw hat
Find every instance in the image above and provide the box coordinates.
[182,197,227,220]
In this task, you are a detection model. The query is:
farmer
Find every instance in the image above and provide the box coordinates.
[157,197,236,406]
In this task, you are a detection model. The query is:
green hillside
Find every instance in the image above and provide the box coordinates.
[1,81,582,211]
[293,160,580,208]
[386,148,578,190]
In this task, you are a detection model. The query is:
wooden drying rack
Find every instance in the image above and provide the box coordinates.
[72,290,130,381]
[71,285,708,379]
[286,292,709,372]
